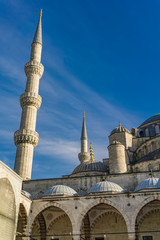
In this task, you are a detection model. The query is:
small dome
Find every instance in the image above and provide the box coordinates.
[139,113,160,127]
[22,190,32,199]
[88,181,123,193]
[43,185,77,196]
[72,160,108,175]
[135,177,160,192]
[110,126,130,135]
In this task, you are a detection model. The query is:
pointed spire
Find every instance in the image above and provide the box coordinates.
[81,111,88,140]
[90,142,94,161]
[32,9,42,45]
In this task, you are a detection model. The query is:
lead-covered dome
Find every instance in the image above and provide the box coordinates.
[135,177,160,192]
[22,190,32,199]
[139,113,160,127]
[110,123,130,135]
[88,181,123,193]
[43,185,77,196]
[72,160,108,175]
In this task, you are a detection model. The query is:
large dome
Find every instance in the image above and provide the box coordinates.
[72,160,108,175]
[135,177,160,192]
[88,181,123,193]
[43,185,77,196]
[139,113,160,127]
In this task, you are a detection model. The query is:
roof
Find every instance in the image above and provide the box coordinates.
[72,160,108,175]
[81,111,87,140]
[110,126,130,135]
[88,181,123,193]
[33,11,42,44]
[139,113,160,127]
[43,185,77,196]
[135,177,160,192]
[22,190,32,199]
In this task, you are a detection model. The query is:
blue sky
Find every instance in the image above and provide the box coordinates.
[0,0,160,179]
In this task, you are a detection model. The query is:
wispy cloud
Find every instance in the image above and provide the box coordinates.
[37,138,79,164]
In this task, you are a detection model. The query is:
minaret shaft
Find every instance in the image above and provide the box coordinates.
[81,140,88,153]
[14,12,43,180]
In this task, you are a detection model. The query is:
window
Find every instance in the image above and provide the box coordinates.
[143,236,153,240]
[139,131,144,137]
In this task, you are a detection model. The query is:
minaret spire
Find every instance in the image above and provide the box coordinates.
[78,111,90,163]
[81,111,87,140]
[14,11,44,180]
[32,9,42,45]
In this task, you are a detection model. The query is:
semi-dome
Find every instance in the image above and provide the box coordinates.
[88,181,123,193]
[72,160,108,175]
[43,185,77,196]
[135,177,160,192]
[110,123,130,135]
[139,113,160,127]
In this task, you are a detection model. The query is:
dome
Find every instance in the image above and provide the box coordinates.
[72,160,108,175]
[135,177,160,192]
[22,190,32,199]
[43,185,77,196]
[88,181,123,193]
[139,113,160,127]
[110,126,130,135]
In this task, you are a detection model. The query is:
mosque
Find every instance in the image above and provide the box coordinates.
[1,11,160,240]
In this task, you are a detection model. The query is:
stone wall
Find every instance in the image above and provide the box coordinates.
[0,161,22,240]
[23,171,160,197]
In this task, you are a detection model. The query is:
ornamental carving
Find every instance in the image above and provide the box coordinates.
[25,60,44,77]
[20,92,42,109]
[14,129,39,147]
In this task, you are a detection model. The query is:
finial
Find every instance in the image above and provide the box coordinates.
[90,142,94,161]
[40,9,42,17]
[149,169,154,178]
[119,121,121,129]
[83,110,85,118]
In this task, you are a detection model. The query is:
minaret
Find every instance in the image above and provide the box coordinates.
[14,10,44,180]
[78,112,90,163]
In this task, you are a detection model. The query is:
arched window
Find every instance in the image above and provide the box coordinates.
[139,131,144,137]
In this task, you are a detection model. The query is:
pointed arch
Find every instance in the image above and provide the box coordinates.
[0,177,16,240]
[77,198,130,232]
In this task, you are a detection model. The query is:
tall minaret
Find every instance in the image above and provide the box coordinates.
[78,112,90,163]
[14,10,44,180]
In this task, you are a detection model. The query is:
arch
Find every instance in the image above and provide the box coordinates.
[80,202,128,240]
[90,211,121,230]
[32,204,73,240]
[0,177,16,240]
[135,199,160,240]
[16,203,28,239]
[31,201,75,228]
[0,174,19,207]
[47,213,66,232]
[78,198,130,232]
[134,195,160,220]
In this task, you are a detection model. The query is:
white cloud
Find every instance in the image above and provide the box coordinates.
[37,138,79,164]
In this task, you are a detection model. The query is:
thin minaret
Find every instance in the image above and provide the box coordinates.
[14,10,44,180]
[78,111,90,163]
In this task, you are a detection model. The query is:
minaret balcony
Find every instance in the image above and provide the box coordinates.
[20,92,42,109]
[25,60,44,77]
[14,129,39,147]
